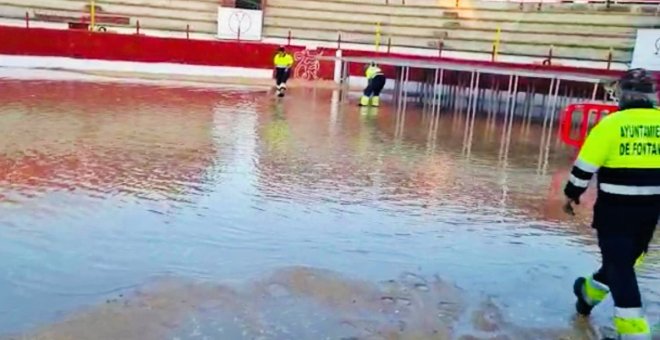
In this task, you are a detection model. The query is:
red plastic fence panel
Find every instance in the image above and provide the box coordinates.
[559,103,618,148]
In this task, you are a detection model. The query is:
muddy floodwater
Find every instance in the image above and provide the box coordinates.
[0,70,657,340]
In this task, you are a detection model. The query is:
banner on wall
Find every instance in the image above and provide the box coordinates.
[217,7,263,41]
[631,29,660,71]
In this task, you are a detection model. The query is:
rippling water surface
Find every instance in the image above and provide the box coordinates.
[0,71,657,340]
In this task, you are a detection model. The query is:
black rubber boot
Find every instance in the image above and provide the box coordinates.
[573,277,594,316]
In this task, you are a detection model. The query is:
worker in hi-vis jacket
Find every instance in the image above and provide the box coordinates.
[273,46,294,97]
[359,62,386,107]
[564,68,659,340]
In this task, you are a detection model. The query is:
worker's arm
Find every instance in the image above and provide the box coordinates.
[563,119,612,204]
[286,54,294,68]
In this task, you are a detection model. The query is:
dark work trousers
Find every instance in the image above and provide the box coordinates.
[591,200,659,309]
[363,75,386,97]
[275,67,290,87]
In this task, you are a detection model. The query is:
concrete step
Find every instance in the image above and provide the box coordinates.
[98,0,217,12]
[0,0,85,13]
[266,7,635,37]
[295,0,659,16]
[95,2,217,22]
[100,14,216,33]
[266,0,447,17]
[0,5,217,33]
[458,8,659,26]
[265,6,650,35]
[264,16,633,49]
[0,0,219,12]
[430,0,659,13]
[267,0,660,26]
[0,0,217,23]
[264,27,631,62]
[442,11,459,19]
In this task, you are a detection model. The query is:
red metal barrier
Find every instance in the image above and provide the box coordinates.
[559,103,618,148]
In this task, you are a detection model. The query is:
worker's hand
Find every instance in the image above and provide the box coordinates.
[563,197,579,216]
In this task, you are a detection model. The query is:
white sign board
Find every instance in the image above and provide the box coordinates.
[631,29,660,71]
[217,7,263,41]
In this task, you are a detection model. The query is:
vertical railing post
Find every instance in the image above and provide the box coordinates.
[186,24,190,39]
[374,22,381,52]
[89,0,96,31]
[25,11,29,28]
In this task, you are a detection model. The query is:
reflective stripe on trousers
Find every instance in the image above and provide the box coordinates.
[583,275,609,306]
[614,307,651,339]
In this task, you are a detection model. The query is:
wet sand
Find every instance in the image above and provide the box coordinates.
[4,267,598,340]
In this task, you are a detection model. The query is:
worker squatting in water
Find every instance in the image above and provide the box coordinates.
[563,68,659,340]
[359,62,387,107]
[273,46,294,97]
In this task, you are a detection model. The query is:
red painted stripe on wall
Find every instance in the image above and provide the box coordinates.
[0,26,304,70]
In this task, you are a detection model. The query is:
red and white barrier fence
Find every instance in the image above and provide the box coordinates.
[559,103,618,148]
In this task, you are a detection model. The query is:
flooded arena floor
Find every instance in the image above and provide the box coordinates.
[0,69,657,340]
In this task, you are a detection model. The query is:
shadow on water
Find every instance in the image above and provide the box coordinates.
[4,267,600,340]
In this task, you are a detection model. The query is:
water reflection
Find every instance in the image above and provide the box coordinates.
[0,74,656,339]
[259,92,574,222]
[0,81,221,205]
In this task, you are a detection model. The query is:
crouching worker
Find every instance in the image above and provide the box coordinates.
[359,62,386,107]
[273,46,294,97]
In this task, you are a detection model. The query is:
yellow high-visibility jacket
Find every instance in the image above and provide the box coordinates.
[365,65,383,80]
[274,53,294,68]
[564,107,660,203]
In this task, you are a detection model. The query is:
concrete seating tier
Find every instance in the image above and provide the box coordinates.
[264,0,659,64]
[0,0,218,34]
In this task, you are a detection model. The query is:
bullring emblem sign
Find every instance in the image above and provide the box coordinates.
[228,11,252,35]
[631,29,660,71]
[217,7,263,41]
